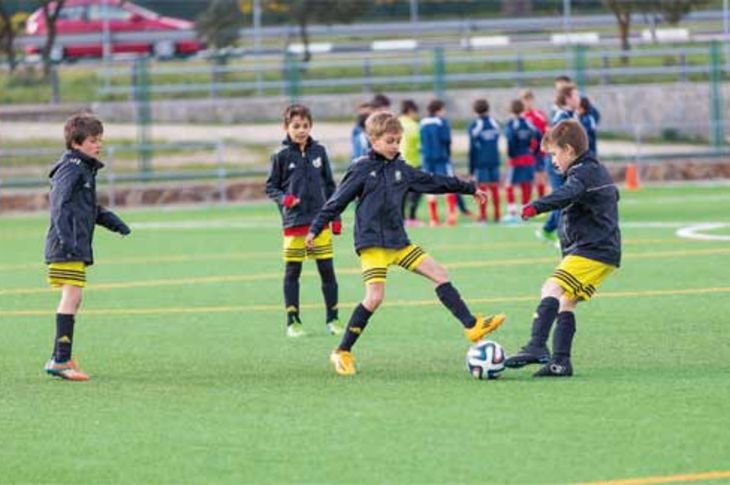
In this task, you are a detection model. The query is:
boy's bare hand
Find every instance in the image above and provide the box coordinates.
[305,233,316,249]
[473,189,488,204]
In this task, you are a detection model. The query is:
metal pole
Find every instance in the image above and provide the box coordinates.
[563,0,572,34]
[410,0,418,24]
[216,141,227,204]
[254,0,263,94]
[102,0,112,94]
[106,146,116,210]
[723,0,729,70]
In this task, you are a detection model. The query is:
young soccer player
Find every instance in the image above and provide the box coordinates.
[305,111,507,376]
[467,98,501,222]
[265,104,344,338]
[352,102,372,161]
[398,99,423,226]
[502,99,541,222]
[420,99,459,226]
[520,89,549,198]
[539,83,581,243]
[578,96,598,156]
[505,119,621,377]
[44,113,131,381]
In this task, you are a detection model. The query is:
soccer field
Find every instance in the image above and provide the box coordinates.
[1,184,729,484]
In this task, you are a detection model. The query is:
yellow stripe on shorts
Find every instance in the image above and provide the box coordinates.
[47,261,87,288]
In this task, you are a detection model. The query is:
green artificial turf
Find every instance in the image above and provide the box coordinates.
[1,184,729,484]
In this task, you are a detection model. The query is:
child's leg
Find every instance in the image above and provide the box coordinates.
[505,185,516,216]
[316,258,338,324]
[445,194,458,225]
[520,181,532,205]
[477,183,488,221]
[528,279,565,350]
[536,170,547,198]
[54,284,82,363]
[283,261,303,325]
[488,183,500,221]
[337,282,383,351]
[552,296,578,364]
[414,256,476,328]
[427,194,440,225]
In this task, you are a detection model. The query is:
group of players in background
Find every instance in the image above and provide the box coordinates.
[352,76,600,248]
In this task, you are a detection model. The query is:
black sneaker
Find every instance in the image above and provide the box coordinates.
[503,346,550,368]
[533,359,573,377]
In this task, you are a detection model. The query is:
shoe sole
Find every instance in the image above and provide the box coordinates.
[503,355,550,369]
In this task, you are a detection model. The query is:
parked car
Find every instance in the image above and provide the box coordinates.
[25,0,204,60]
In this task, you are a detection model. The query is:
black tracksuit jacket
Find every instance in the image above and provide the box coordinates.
[265,136,338,228]
[532,152,622,267]
[44,150,130,265]
[310,150,476,252]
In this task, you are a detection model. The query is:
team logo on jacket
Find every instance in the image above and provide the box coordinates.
[369,171,377,177]
[395,170,402,183]
[288,162,296,170]
[312,157,322,168]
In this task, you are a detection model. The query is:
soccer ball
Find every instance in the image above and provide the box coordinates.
[466,340,506,380]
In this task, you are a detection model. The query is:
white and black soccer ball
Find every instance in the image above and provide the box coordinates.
[466,340,506,380]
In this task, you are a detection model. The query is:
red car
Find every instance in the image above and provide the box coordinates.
[25,0,203,60]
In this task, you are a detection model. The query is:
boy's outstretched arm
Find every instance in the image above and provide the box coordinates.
[306,166,364,247]
[96,206,131,235]
[407,164,475,196]
[522,171,587,219]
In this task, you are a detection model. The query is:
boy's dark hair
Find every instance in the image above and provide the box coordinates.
[541,119,588,156]
[510,99,525,115]
[473,99,489,115]
[555,84,577,107]
[64,113,103,150]
[427,99,445,116]
[283,104,313,126]
[579,96,592,112]
[401,99,418,115]
[371,93,391,109]
[554,75,572,84]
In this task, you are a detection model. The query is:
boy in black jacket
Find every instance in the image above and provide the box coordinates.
[44,113,131,381]
[505,119,621,377]
[306,112,506,376]
[266,104,343,338]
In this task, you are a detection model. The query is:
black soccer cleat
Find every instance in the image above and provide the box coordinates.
[533,359,573,377]
[503,346,550,369]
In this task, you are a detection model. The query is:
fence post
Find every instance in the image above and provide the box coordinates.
[679,50,688,82]
[363,57,372,94]
[50,65,61,104]
[600,52,609,85]
[573,44,587,92]
[709,40,725,149]
[216,141,227,204]
[106,146,116,210]
[515,54,524,88]
[132,57,153,175]
[432,46,445,99]
[284,51,300,102]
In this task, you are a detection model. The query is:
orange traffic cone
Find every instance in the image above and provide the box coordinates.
[625,163,640,191]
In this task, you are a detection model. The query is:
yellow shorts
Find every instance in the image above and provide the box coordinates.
[550,254,616,301]
[48,261,87,288]
[283,228,333,262]
[359,244,428,284]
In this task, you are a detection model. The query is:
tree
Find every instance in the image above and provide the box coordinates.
[604,0,712,54]
[39,0,66,78]
[197,0,245,51]
[240,0,363,62]
[0,0,18,71]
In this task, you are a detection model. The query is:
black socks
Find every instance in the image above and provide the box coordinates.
[527,297,560,350]
[553,311,576,363]
[338,304,373,351]
[54,313,75,363]
[284,262,302,325]
[316,259,339,323]
[435,282,476,328]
